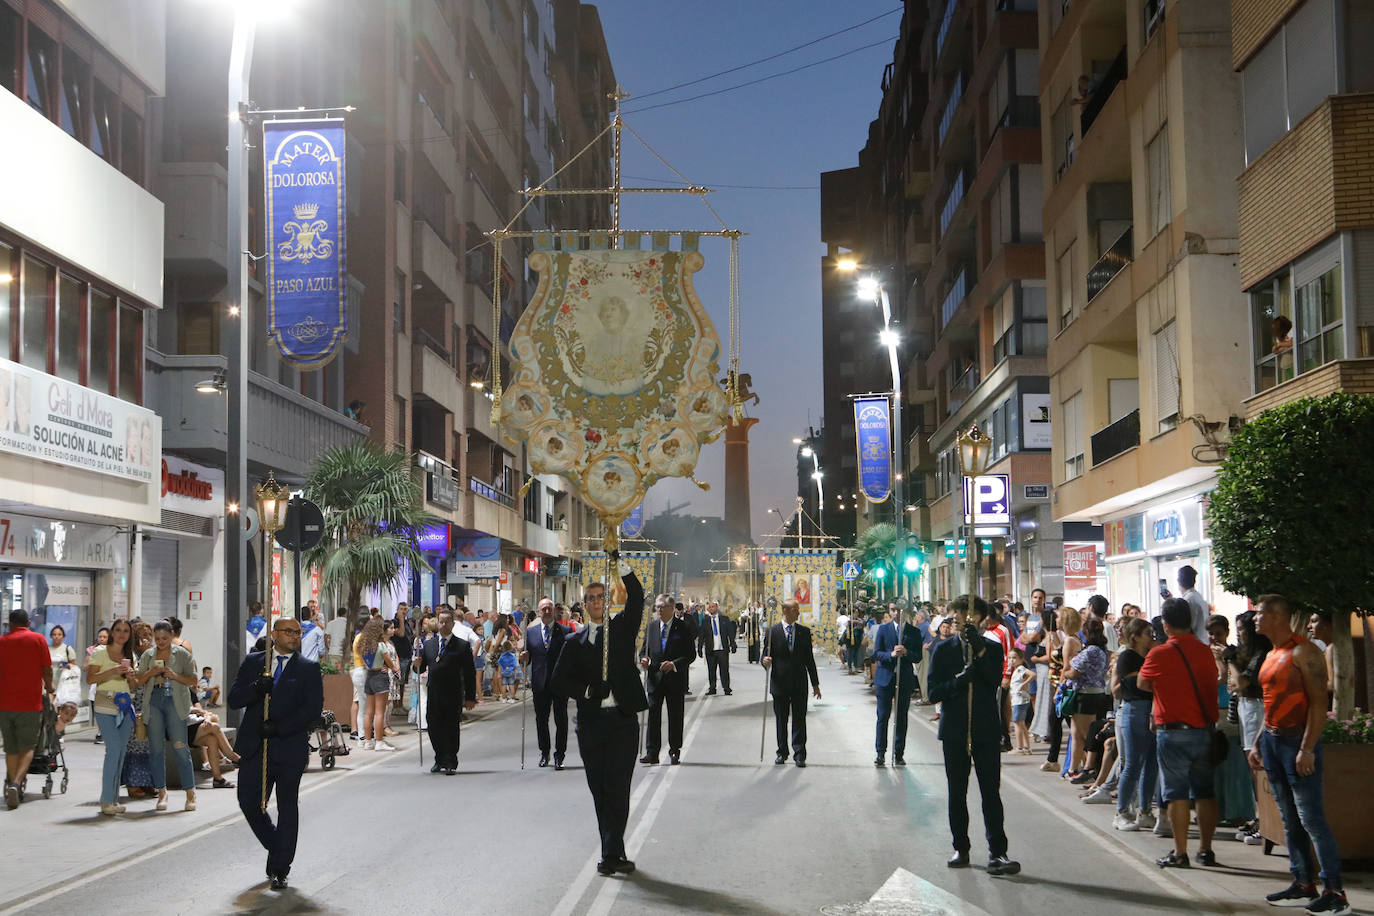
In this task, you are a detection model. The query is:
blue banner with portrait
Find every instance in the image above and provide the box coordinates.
[264,119,348,368]
[854,396,892,503]
[620,503,644,538]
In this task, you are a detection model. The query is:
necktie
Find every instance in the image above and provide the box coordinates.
[439,637,447,657]
[660,623,668,653]
[543,624,549,646]
[786,625,794,648]
[713,616,719,648]
[273,655,286,683]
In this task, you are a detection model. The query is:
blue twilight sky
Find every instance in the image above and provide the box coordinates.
[590,0,900,540]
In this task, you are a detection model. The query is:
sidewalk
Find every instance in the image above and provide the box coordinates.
[0,699,521,912]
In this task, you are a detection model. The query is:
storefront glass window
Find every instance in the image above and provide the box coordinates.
[88,289,113,393]
[57,274,82,383]
[21,255,53,371]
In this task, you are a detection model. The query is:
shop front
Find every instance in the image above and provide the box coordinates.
[1103,487,1248,622]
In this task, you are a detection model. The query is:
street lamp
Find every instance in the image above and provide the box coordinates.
[855,272,906,597]
[955,424,993,599]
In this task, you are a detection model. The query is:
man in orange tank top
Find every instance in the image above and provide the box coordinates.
[1250,595,1348,915]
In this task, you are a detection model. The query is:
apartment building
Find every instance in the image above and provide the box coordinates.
[0,0,164,684]
[1233,0,1374,419]
[1041,0,1249,615]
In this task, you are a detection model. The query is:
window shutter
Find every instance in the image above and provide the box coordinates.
[1154,321,1179,426]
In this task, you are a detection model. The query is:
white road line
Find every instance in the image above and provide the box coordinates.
[0,739,404,914]
[549,695,715,916]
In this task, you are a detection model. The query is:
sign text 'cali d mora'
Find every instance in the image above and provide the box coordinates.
[264,118,348,368]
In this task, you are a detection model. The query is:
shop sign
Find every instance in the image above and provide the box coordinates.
[1145,499,1201,551]
[160,456,222,515]
[43,574,93,605]
[544,558,571,577]
[1022,393,1052,449]
[1105,514,1145,557]
[427,471,459,510]
[414,523,451,553]
[451,536,500,577]
[522,557,539,574]
[1064,542,1099,589]
[1023,484,1050,500]
[0,356,160,484]
[0,512,125,569]
[499,570,509,586]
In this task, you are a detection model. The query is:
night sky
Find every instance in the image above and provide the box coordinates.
[591,0,899,540]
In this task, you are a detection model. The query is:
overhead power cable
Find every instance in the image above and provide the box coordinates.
[632,6,903,102]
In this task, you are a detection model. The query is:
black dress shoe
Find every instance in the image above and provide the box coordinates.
[874,756,886,767]
[774,753,787,765]
[444,768,457,775]
[947,851,970,869]
[986,855,1021,876]
[554,755,565,770]
[704,688,717,695]
[795,759,807,768]
[538,753,550,767]
[597,857,634,876]
[270,873,289,890]
[724,689,733,695]
[893,756,906,766]
[669,750,681,765]
[612,857,635,874]
[430,763,442,773]
[639,754,659,765]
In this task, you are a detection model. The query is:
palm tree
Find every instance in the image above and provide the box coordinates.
[849,522,898,589]
[304,443,439,647]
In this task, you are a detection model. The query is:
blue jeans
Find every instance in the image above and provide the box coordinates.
[146,688,195,792]
[1156,727,1214,802]
[1258,731,1342,890]
[1117,699,1157,815]
[94,711,133,805]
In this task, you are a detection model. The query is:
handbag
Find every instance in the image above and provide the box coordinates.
[1174,644,1229,766]
[1053,682,1079,718]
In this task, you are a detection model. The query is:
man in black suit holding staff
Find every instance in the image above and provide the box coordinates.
[761,597,821,766]
[552,553,649,876]
[413,608,477,775]
[520,596,569,769]
[229,617,323,891]
[639,593,693,765]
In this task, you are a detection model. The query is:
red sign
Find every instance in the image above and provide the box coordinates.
[498,571,509,586]
[1063,542,1098,590]
[522,557,539,574]
[161,459,214,500]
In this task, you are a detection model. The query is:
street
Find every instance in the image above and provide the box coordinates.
[6,656,1363,916]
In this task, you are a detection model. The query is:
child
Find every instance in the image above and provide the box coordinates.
[1008,648,1035,754]
[198,666,220,707]
[54,701,79,737]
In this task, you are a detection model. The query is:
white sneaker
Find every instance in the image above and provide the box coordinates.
[1135,809,1156,830]
[1113,812,1139,831]
[374,740,397,752]
[1243,832,1264,845]
[1152,816,1172,838]
[362,739,375,750]
[1083,785,1114,804]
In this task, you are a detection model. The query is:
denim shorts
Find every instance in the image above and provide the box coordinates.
[1011,703,1032,723]
[1156,727,1215,803]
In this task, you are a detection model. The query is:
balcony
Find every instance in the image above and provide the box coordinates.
[415,94,460,195]
[415,452,460,512]
[1090,409,1140,466]
[940,270,967,329]
[145,350,367,481]
[160,162,228,278]
[1080,50,1127,140]
[469,476,516,509]
[939,172,966,238]
[412,333,462,417]
[413,218,462,304]
[1086,226,1132,303]
[465,475,523,542]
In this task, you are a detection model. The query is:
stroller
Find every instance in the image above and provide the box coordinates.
[26,694,69,799]
[313,709,350,771]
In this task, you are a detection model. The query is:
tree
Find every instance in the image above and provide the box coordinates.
[850,522,898,595]
[303,443,439,657]
[1207,393,1374,718]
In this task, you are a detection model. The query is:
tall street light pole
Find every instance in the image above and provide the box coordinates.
[956,425,992,600]
[858,274,904,599]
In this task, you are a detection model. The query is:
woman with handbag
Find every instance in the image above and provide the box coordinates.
[86,618,139,815]
[135,620,200,812]
[358,618,399,751]
[48,625,81,707]
[121,619,156,799]
[1063,617,1111,781]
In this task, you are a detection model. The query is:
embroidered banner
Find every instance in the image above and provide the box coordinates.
[264,119,348,368]
[853,396,892,503]
[620,503,644,538]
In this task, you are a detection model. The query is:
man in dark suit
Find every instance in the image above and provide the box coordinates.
[928,595,1020,876]
[413,608,477,774]
[874,607,924,767]
[229,617,324,891]
[676,602,697,695]
[762,598,821,766]
[552,557,649,876]
[520,597,568,769]
[639,593,693,765]
[697,601,737,695]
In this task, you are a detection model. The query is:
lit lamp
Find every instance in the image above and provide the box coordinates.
[955,424,993,600]
[255,471,290,538]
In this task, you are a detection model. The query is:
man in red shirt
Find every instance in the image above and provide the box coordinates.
[1137,597,1219,869]
[983,607,1014,753]
[0,609,55,809]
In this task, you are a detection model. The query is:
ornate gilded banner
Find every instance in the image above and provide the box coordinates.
[763,550,842,646]
[582,550,657,645]
[264,119,348,368]
[502,246,729,531]
[854,395,892,503]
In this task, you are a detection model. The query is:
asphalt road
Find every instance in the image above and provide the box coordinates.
[0,657,1309,916]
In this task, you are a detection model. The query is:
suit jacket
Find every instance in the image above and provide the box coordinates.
[522,619,566,693]
[229,651,324,769]
[765,622,819,697]
[873,621,924,689]
[927,634,1003,747]
[641,616,694,697]
[552,570,650,715]
[697,613,738,654]
[414,631,477,701]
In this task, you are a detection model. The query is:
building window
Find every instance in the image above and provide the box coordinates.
[1295,263,1343,374]
[120,104,143,184]
[1241,0,1337,164]
[0,242,12,360]
[1062,391,1083,481]
[90,79,116,163]
[56,274,82,384]
[1056,242,1076,330]
[88,289,113,394]
[59,50,88,142]
[118,303,141,404]
[21,255,53,372]
[0,4,17,96]
[24,24,56,120]
[1146,126,1171,239]
[1153,320,1179,432]
[1021,283,1049,354]
[1051,96,1074,181]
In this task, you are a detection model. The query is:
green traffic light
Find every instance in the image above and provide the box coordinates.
[903,553,919,572]
[873,565,887,580]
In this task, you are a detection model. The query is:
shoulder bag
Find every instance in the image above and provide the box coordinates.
[1173,643,1229,766]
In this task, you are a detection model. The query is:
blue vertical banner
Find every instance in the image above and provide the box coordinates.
[264,119,348,368]
[854,396,892,503]
[620,502,644,538]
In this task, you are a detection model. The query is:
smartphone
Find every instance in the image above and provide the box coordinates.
[1158,578,1171,599]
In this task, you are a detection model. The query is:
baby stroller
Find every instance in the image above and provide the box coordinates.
[26,694,69,799]
[313,709,350,771]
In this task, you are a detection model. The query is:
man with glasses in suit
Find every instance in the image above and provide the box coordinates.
[761,598,821,767]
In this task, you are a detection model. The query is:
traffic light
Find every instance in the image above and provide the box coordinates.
[872,563,887,581]
[902,535,923,573]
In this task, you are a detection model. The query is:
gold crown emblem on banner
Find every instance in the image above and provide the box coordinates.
[292,202,319,220]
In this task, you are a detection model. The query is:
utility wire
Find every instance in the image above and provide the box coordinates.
[623,36,898,115]
[624,174,817,191]
[631,6,903,102]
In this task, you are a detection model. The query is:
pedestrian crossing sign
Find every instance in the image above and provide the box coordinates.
[843,561,861,580]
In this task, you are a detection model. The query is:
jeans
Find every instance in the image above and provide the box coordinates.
[1258,732,1342,890]
[146,688,195,791]
[1238,696,1263,751]
[94,711,133,804]
[1116,699,1157,815]
[1156,727,1214,802]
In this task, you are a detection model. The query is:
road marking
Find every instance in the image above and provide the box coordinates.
[0,740,403,914]
[830,866,996,915]
[549,695,714,916]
